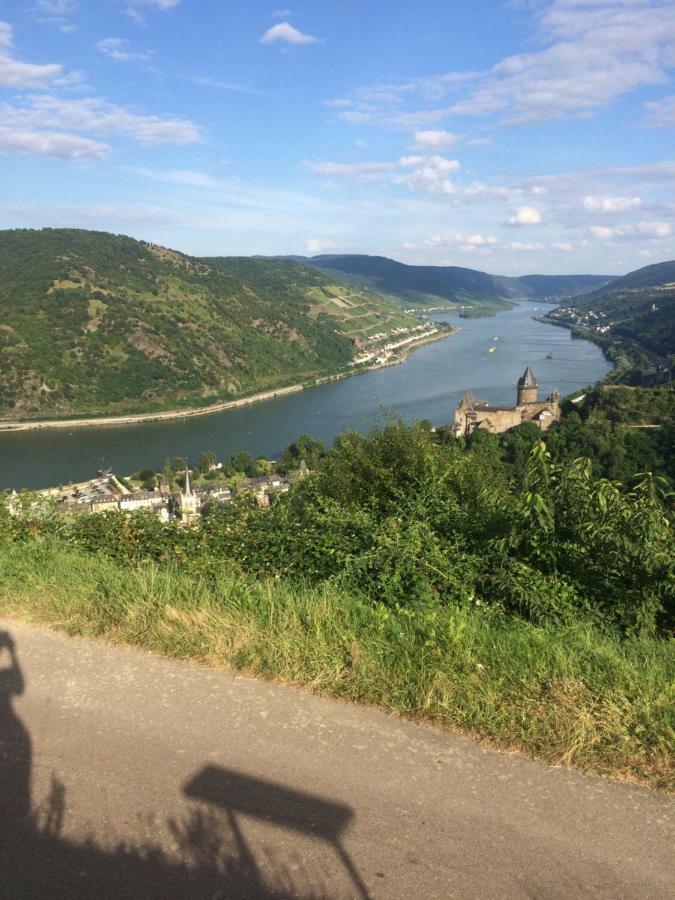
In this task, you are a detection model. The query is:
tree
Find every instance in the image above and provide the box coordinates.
[278,434,325,474]
[197,451,217,474]
[231,451,257,476]
[162,458,175,490]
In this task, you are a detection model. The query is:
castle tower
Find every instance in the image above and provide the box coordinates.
[517,367,538,406]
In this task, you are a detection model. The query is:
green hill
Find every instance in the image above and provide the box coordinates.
[0,229,417,419]
[565,261,675,360]
[292,254,613,309]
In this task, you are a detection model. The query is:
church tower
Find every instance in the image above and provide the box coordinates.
[517,367,538,406]
[179,467,199,522]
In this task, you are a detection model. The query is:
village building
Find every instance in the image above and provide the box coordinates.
[453,366,560,438]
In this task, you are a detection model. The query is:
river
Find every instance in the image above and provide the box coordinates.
[0,302,611,490]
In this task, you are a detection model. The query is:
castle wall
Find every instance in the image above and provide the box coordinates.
[453,399,560,437]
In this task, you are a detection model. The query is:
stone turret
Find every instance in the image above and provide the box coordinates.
[517,366,538,406]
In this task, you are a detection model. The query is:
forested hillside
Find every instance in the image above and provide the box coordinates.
[554,260,675,360]
[0,230,414,419]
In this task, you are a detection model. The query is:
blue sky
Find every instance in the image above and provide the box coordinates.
[2,0,675,274]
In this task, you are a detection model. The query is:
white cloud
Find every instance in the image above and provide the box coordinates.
[130,0,180,8]
[583,195,641,213]
[0,20,62,87]
[261,22,319,46]
[97,37,151,63]
[395,155,461,195]
[509,241,545,251]
[332,1,675,128]
[424,232,499,255]
[411,130,459,150]
[590,221,672,242]
[466,233,497,246]
[506,205,543,226]
[645,95,675,127]
[124,0,180,25]
[181,75,261,95]
[37,0,77,11]
[0,126,108,159]
[551,241,574,251]
[305,238,335,254]
[34,0,77,28]
[272,9,292,18]
[3,95,202,145]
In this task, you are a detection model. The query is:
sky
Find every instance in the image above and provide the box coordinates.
[1,0,675,275]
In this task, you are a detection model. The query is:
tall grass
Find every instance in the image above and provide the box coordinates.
[0,539,672,791]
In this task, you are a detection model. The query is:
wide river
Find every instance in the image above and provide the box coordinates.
[0,302,611,490]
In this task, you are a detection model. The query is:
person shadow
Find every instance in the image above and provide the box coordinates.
[0,630,31,827]
[0,630,370,899]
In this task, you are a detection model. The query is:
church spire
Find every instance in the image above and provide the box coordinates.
[184,466,192,497]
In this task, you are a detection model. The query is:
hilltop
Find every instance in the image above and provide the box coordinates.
[291,254,613,311]
[0,229,419,420]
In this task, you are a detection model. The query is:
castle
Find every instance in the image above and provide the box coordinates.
[453,367,560,438]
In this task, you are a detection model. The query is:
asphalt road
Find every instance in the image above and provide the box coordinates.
[0,618,673,899]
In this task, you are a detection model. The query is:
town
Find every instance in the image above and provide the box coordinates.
[546,304,614,334]
[349,321,443,366]
[6,456,311,524]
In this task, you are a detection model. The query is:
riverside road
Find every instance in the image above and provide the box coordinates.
[0,619,672,899]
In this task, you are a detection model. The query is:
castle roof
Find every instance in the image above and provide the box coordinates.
[518,366,537,388]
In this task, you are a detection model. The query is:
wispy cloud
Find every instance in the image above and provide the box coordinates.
[0,20,63,87]
[645,95,675,127]
[0,126,108,159]
[304,238,335,254]
[589,221,671,243]
[34,0,78,32]
[261,22,320,46]
[582,195,641,213]
[1,95,202,150]
[330,1,675,128]
[97,37,152,63]
[181,74,262,96]
[124,0,181,26]
[411,130,459,151]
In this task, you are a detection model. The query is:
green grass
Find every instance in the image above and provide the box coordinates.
[1,539,672,792]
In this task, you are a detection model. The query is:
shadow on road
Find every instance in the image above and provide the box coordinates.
[0,631,370,899]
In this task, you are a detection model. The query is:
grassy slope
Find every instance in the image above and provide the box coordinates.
[1,539,672,792]
[204,256,415,342]
[0,230,419,419]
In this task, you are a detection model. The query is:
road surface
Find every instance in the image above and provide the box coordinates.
[0,618,673,898]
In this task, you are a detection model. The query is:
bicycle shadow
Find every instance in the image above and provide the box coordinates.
[0,630,370,898]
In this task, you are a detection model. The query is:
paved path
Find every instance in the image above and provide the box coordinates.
[0,618,673,898]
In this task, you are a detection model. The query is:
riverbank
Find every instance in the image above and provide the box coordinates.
[0,325,453,434]
[0,384,306,433]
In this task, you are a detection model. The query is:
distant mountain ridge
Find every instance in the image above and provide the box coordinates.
[288,254,615,309]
